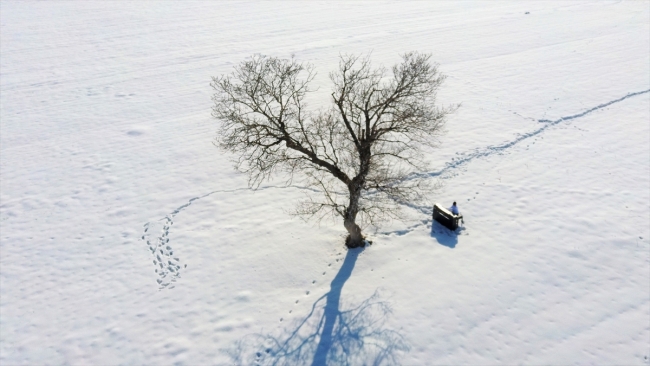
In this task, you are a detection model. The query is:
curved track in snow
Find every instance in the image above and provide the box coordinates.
[141,89,649,287]
[414,89,650,181]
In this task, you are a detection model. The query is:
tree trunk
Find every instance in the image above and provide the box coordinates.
[344,218,364,248]
[344,183,365,248]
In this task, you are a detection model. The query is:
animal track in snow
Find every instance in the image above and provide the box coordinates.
[383,90,650,237]
[412,90,650,181]
[140,190,235,289]
[140,185,322,289]
[377,219,431,237]
[142,218,182,289]
[278,251,346,323]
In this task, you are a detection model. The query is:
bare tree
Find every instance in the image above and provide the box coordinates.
[211,52,456,248]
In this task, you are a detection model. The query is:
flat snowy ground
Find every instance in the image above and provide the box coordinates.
[1,1,649,365]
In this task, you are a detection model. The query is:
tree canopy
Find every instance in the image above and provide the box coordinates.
[211,52,456,247]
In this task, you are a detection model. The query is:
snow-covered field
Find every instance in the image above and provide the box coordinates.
[1,1,649,364]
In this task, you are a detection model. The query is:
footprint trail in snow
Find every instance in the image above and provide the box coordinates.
[412,89,650,181]
[140,186,319,289]
[140,90,650,287]
[383,89,650,236]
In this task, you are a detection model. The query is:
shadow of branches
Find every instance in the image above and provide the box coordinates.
[227,248,409,366]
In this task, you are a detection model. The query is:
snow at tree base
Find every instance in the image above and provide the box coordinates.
[1,1,648,365]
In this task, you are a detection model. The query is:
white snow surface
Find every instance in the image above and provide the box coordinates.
[1,1,649,365]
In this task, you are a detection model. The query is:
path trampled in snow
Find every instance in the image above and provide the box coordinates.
[415,89,650,180]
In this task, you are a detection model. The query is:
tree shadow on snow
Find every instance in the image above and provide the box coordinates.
[430,221,458,248]
[227,247,410,366]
